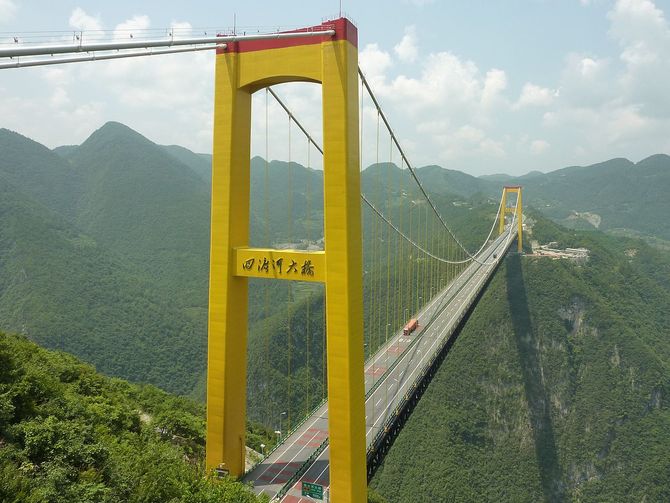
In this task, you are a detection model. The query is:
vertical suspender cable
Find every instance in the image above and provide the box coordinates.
[385,134,393,413]
[305,138,311,417]
[375,111,384,361]
[264,88,271,427]
[286,115,292,433]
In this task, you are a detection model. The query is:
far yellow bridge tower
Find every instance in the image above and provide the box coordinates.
[499,185,523,252]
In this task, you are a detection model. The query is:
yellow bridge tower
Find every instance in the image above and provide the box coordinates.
[206,18,366,502]
[499,185,523,252]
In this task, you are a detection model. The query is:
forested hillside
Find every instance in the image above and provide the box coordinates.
[370,214,670,502]
[417,154,670,242]
[0,331,269,503]
[0,123,500,406]
[508,155,670,240]
[0,184,205,392]
[0,127,208,395]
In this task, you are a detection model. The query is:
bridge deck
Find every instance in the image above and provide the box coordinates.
[244,228,517,501]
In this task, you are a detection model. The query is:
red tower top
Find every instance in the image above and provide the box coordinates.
[218,17,357,55]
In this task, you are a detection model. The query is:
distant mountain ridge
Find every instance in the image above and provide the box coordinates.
[1,120,668,400]
[409,154,670,241]
[506,154,670,239]
[162,129,670,242]
[0,123,212,393]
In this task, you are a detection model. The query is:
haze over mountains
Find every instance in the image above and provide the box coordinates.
[419,155,670,242]
[0,121,669,501]
[160,133,670,241]
[1,121,668,397]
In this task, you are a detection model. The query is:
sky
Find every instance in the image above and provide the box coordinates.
[1,0,669,176]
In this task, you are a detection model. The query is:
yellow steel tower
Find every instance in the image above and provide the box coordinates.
[206,18,366,502]
[499,185,523,252]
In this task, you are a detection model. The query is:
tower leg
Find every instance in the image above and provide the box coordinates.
[206,53,252,477]
[322,39,367,503]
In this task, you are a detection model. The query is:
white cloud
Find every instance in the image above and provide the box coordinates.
[360,43,393,84]
[113,14,151,40]
[482,69,507,108]
[609,0,668,47]
[42,68,73,86]
[361,31,512,168]
[578,56,604,78]
[377,51,481,114]
[607,0,670,116]
[5,13,215,153]
[514,83,557,109]
[559,53,614,107]
[480,138,506,158]
[542,0,670,160]
[530,139,550,154]
[394,26,418,63]
[69,7,102,32]
[0,0,16,24]
[455,125,486,143]
[50,88,70,108]
[4,1,670,176]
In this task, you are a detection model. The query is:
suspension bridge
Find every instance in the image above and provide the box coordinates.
[2,16,523,502]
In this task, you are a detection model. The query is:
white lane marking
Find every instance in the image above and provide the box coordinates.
[250,403,329,483]
[265,427,326,486]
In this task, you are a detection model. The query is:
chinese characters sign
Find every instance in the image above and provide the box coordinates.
[234,247,325,283]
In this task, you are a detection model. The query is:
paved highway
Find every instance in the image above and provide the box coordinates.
[244,226,518,501]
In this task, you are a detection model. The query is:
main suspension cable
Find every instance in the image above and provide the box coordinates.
[358,68,495,263]
[266,84,506,265]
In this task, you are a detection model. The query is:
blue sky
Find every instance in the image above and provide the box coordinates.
[1,0,669,175]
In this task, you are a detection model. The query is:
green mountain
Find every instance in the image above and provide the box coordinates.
[520,155,670,240]
[161,145,212,184]
[1,121,669,501]
[65,122,211,308]
[479,173,514,183]
[0,126,209,395]
[0,330,269,503]
[370,213,670,502]
[0,162,205,395]
[412,154,670,243]
[0,129,83,221]
[416,164,495,199]
[0,122,511,407]
[473,155,670,242]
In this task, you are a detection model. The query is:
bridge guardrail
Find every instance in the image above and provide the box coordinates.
[363,258,483,404]
[268,238,512,494]
[366,244,505,462]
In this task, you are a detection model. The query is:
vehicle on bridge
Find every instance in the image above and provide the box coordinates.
[403,318,419,335]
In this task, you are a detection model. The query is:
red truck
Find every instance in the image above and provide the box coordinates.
[403,318,419,335]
